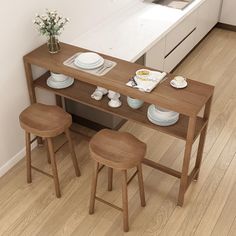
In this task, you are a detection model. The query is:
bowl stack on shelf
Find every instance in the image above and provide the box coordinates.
[74,52,104,70]
[47,72,74,89]
[147,105,179,126]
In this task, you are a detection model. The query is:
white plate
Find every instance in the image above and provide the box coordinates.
[47,76,74,89]
[147,113,179,126]
[147,105,179,122]
[151,105,178,118]
[170,79,188,89]
[75,52,103,65]
[74,59,104,70]
[75,57,103,66]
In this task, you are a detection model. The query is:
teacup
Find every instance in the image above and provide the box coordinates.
[51,72,67,82]
[108,90,120,100]
[97,86,108,95]
[127,97,144,109]
[91,90,103,101]
[173,76,186,86]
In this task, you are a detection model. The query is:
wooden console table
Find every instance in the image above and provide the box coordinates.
[23,43,214,206]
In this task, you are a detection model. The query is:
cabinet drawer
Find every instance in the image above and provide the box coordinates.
[165,10,197,55]
[164,29,196,72]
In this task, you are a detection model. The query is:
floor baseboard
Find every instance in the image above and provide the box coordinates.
[0,141,37,177]
[216,22,236,32]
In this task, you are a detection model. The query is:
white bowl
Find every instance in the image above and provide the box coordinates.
[136,69,151,80]
[50,72,68,82]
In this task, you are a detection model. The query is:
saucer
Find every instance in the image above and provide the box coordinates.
[170,79,188,89]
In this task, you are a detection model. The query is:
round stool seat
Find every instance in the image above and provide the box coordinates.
[89,129,146,170]
[19,103,72,138]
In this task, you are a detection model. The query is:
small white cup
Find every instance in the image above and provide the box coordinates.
[91,90,103,101]
[173,76,186,86]
[97,86,108,95]
[108,90,120,100]
[51,72,67,82]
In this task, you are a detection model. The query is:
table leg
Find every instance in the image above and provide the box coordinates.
[177,116,196,207]
[56,95,63,108]
[23,61,43,146]
[194,96,213,180]
[23,61,36,104]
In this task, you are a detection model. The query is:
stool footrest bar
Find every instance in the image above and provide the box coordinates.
[98,165,105,173]
[127,170,138,185]
[95,196,123,211]
[30,137,38,144]
[54,140,69,153]
[31,165,54,178]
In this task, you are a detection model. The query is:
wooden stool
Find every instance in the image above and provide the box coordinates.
[89,129,146,232]
[19,103,81,198]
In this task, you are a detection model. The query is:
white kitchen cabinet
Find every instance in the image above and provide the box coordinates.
[165,10,197,55]
[195,0,222,43]
[146,0,223,73]
[220,0,236,25]
[145,37,165,71]
[164,29,196,72]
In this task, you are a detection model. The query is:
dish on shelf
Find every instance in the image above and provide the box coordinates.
[47,76,74,89]
[74,52,104,70]
[147,104,179,126]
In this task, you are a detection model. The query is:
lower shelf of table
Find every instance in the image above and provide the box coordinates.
[33,72,208,141]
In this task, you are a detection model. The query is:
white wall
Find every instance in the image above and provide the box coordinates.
[0,0,135,176]
[220,0,236,25]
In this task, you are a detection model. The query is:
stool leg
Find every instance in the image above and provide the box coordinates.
[89,162,99,214]
[122,170,129,232]
[25,132,32,183]
[137,164,146,207]
[108,167,113,191]
[65,129,81,177]
[47,138,61,198]
[45,140,51,164]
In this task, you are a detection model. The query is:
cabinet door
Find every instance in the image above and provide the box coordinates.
[145,37,165,71]
[195,0,222,43]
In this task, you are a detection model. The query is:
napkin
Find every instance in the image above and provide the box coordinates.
[126,71,167,93]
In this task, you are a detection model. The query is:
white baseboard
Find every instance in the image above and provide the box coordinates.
[0,141,37,177]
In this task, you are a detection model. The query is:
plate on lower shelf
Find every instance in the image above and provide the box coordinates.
[47,76,74,89]
[147,113,179,126]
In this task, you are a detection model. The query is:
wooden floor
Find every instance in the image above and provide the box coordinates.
[1,28,236,235]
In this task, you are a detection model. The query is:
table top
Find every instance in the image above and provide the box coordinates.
[24,42,214,117]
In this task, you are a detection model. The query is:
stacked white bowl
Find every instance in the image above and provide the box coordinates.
[147,105,179,126]
[47,72,74,89]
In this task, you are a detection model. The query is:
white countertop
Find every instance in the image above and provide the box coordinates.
[72,0,205,62]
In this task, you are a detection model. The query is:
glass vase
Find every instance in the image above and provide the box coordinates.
[47,35,60,54]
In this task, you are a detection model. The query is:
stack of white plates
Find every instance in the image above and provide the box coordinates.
[74,52,104,70]
[47,76,74,89]
[147,105,179,126]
